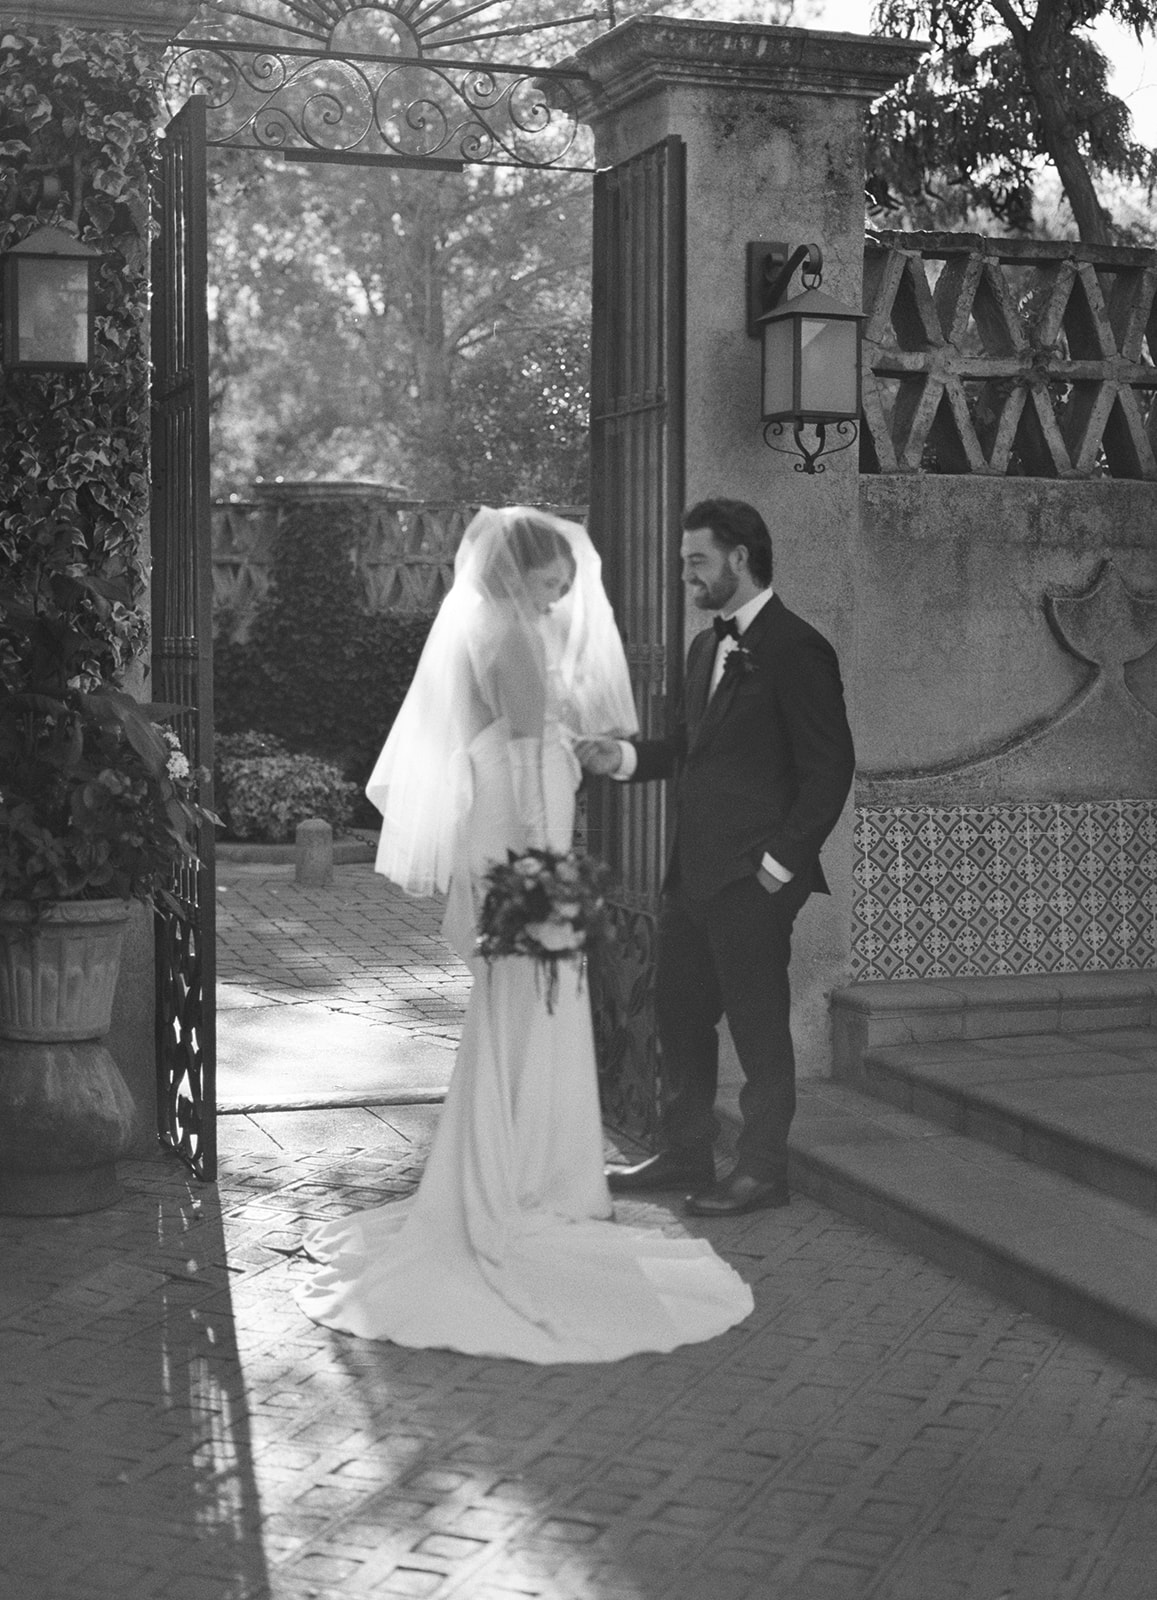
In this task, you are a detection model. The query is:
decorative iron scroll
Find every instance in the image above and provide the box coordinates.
[155,855,217,1176]
[762,417,858,474]
[590,903,659,1143]
[165,39,590,168]
[187,0,611,56]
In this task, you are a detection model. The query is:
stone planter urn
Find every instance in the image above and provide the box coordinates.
[0,900,139,1216]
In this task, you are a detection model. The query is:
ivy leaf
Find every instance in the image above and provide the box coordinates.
[91,167,126,197]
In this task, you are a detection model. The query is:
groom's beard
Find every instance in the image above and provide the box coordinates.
[688,570,739,612]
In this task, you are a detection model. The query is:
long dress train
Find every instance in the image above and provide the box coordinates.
[297,717,754,1363]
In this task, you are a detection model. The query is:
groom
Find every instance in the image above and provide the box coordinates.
[577,497,855,1216]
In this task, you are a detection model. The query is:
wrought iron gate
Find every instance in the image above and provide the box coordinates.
[150,96,217,1181]
[588,136,686,1144]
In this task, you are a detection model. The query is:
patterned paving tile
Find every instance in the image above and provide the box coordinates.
[7,1109,1157,1600]
[7,850,1157,1599]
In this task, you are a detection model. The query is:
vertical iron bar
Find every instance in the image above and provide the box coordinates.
[588,137,686,1141]
[151,97,216,1181]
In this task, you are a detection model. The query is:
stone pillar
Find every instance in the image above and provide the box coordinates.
[296,819,335,888]
[566,18,924,1075]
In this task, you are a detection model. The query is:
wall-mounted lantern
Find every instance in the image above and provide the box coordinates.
[747,241,865,474]
[3,224,101,371]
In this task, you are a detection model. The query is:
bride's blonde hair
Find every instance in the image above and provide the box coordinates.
[478,511,577,596]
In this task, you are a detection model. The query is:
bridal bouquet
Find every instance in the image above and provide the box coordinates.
[476,847,613,1011]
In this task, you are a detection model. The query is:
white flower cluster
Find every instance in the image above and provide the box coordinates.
[160,725,191,783]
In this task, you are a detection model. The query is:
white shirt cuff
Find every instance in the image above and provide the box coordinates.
[761,852,793,882]
[611,740,637,780]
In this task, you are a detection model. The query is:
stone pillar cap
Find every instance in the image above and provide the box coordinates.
[559,16,928,119]
[4,1,199,42]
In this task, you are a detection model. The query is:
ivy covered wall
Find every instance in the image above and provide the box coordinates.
[0,26,160,695]
[0,22,165,1150]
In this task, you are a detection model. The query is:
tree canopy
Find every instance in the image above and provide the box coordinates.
[206,0,795,500]
[209,153,592,499]
[867,0,1157,242]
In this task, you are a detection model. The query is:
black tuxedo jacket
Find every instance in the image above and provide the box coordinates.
[629,593,855,901]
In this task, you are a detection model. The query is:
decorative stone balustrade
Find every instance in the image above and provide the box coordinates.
[211,486,586,641]
[861,232,1157,479]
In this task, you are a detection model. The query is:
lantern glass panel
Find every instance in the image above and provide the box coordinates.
[760,316,796,418]
[15,256,90,365]
[798,316,858,415]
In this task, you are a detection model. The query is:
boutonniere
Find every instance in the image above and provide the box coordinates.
[720,643,758,685]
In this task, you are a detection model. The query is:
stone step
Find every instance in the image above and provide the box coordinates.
[831,971,1157,1080]
[850,1028,1157,1217]
[783,1079,1157,1378]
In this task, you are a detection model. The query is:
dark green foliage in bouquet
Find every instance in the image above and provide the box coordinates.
[476,848,613,1013]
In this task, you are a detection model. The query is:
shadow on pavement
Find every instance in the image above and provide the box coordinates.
[0,1160,272,1600]
[217,999,455,1112]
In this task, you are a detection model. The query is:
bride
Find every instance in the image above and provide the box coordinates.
[297,507,753,1362]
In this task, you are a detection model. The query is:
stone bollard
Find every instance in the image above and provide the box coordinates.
[295,818,333,887]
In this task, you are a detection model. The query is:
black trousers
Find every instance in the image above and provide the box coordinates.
[653,871,812,1182]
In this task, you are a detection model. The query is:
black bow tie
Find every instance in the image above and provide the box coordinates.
[713,615,741,643]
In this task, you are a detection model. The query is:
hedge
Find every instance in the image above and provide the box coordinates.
[213,498,434,819]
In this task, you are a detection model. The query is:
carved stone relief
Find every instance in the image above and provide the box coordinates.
[860,558,1157,805]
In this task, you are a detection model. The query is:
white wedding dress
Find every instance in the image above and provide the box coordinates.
[297,707,754,1363]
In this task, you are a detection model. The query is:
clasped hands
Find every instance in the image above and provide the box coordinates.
[573,736,625,777]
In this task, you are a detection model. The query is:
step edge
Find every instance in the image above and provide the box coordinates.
[853,1050,1157,1202]
[789,1138,1157,1375]
[832,972,1157,1015]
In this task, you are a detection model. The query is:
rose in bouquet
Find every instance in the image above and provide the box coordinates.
[475,847,613,1011]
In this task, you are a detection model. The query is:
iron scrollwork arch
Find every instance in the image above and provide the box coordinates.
[169,1,602,169]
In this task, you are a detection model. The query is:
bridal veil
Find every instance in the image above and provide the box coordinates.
[365,506,638,897]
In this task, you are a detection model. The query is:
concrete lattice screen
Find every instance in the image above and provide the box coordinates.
[861,233,1157,479]
[211,493,586,644]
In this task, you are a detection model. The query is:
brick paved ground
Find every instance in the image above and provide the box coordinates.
[217,864,471,1042]
[3,865,1157,1599]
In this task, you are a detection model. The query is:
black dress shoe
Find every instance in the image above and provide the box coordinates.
[606,1150,715,1194]
[684,1171,789,1217]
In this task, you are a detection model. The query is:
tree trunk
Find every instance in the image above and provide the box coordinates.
[403,186,457,497]
[989,0,1114,245]
[1021,51,1114,244]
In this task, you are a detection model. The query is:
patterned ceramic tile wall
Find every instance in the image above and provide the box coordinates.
[852,803,1157,980]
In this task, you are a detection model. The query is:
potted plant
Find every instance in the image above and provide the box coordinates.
[0,658,215,1214]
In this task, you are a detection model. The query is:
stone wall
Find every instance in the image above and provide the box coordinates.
[852,474,1157,979]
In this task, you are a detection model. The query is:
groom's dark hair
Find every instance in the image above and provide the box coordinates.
[682,498,773,588]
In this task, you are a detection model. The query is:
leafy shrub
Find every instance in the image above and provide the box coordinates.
[213,501,435,825]
[215,730,288,762]
[216,750,359,844]
[0,684,213,906]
